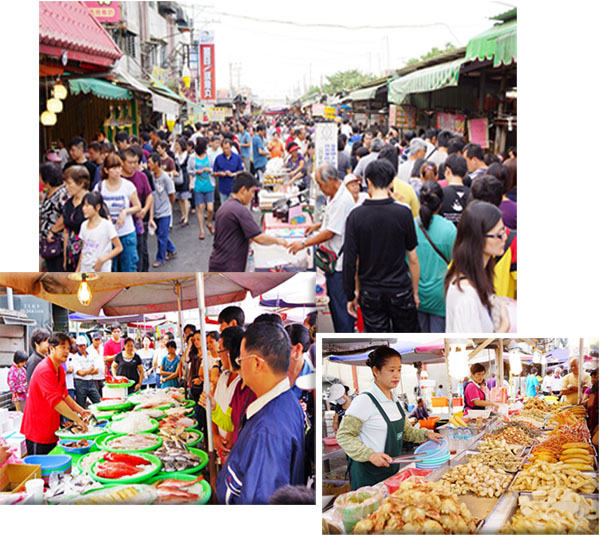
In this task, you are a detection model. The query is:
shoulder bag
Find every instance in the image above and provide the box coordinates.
[417,218,449,264]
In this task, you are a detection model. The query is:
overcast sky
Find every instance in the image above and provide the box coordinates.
[183,0,517,103]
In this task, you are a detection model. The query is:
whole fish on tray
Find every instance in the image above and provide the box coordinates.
[153,475,205,504]
[153,443,203,472]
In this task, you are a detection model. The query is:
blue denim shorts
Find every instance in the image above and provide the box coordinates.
[194,189,214,206]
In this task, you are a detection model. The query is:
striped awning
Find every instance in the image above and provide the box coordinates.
[388,58,465,104]
[466,18,517,67]
[68,77,131,100]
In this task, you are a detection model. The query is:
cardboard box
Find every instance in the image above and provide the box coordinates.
[0,463,42,494]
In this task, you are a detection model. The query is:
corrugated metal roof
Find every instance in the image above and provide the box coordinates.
[39,1,122,64]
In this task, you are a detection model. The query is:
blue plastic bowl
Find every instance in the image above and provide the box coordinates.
[414,439,448,461]
[59,439,95,454]
[25,454,72,471]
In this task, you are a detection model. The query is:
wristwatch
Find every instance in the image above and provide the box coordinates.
[302,239,307,249]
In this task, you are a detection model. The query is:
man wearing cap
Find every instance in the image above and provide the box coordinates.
[330,384,352,432]
[343,174,367,205]
[397,138,427,184]
[72,336,102,408]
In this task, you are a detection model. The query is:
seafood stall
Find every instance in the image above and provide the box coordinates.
[323,399,599,534]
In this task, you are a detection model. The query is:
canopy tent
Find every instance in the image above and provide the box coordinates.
[465,14,517,67]
[388,58,465,104]
[111,61,153,96]
[0,273,293,316]
[326,339,445,366]
[68,78,132,101]
[68,312,165,323]
[259,275,316,309]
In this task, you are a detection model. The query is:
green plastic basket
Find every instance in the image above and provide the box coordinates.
[55,426,107,440]
[157,447,208,476]
[148,473,211,505]
[107,417,159,435]
[97,433,163,453]
[89,452,162,484]
[95,400,134,412]
[104,380,135,389]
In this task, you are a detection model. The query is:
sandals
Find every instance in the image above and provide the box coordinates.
[198,234,205,240]
[181,221,189,227]
[207,223,215,235]
[166,251,177,260]
[152,261,163,268]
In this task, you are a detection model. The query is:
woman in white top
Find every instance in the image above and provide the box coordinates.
[445,201,510,333]
[138,335,156,389]
[94,153,141,272]
[336,346,443,490]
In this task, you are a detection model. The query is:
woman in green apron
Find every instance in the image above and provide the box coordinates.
[336,346,443,490]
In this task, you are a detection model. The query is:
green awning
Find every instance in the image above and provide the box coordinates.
[388,58,465,104]
[147,75,186,102]
[465,18,517,67]
[68,78,132,100]
[348,85,378,101]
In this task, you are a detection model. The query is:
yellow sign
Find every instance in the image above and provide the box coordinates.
[151,66,168,86]
[324,106,336,119]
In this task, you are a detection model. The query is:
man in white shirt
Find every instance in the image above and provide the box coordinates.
[551,366,564,395]
[88,332,105,395]
[72,335,101,407]
[352,137,384,187]
[397,138,427,183]
[288,164,356,332]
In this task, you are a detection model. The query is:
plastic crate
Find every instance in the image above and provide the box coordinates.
[431,397,448,407]
[417,417,440,430]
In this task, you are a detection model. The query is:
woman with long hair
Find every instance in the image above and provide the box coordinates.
[444,201,510,332]
[174,136,191,227]
[414,181,457,332]
[336,346,443,490]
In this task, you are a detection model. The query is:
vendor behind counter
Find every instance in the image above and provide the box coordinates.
[336,346,443,490]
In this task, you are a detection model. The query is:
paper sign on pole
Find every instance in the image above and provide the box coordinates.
[315,122,338,172]
[468,118,489,148]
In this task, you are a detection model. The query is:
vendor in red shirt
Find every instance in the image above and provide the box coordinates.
[103,324,124,372]
[21,332,91,455]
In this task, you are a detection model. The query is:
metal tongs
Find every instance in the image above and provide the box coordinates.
[389,452,429,464]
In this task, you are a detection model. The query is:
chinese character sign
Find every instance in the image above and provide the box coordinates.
[468,118,489,148]
[436,112,466,135]
[84,1,121,23]
[315,122,338,172]
[200,31,215,102]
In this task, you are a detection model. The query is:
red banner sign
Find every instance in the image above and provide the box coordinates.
[84,1,121,23]
[199,31,215,102]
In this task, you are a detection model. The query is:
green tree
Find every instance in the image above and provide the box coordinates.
[406,42,457,66]
[321,69,376,94]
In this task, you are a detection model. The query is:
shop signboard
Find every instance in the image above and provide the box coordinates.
[199,30,216,102]
[395,105,416,129]
[315,122,338,171]
[152,66,168,86]
[324,106,336,119]
[84,1,121,23]
[311,103,325,117]
[389,104,397,126]
[436,112,466,135]
[209,107,227,122]
[468,118,489,148]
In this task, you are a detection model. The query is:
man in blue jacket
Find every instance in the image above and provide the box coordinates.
[216,322,306,504]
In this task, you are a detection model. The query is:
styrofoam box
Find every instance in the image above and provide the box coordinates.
[6,436,26,459]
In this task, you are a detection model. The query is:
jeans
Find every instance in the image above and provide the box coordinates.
[325,271,356,333]
[219,191,230,206]
[74,378,101,407]
[418,311,446,333]
[255,166,265,186]
[241,156,251,172]
[113,231,138,272]
[155,215,176,263]
[359,288,420,333]
[137,221,149,272]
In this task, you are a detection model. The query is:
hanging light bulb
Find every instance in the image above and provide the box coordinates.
[53,82,68,100]
[69,272,98,307]
[40,110,57,126]
[47,97,63,113]
[182,63,191,89]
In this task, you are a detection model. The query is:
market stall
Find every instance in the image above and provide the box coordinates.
[0,272,298,504]
[322,337,599,534]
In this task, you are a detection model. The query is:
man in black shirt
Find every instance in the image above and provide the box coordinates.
[441,154,470,226]
[343,159,420,333]
[63,136,97,180]
[25,328,51,385]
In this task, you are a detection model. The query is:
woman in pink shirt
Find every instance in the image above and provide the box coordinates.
[463,363,500,416]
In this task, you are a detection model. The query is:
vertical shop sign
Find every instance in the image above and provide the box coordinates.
[315,122,338,171]
[200,31,215,102]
